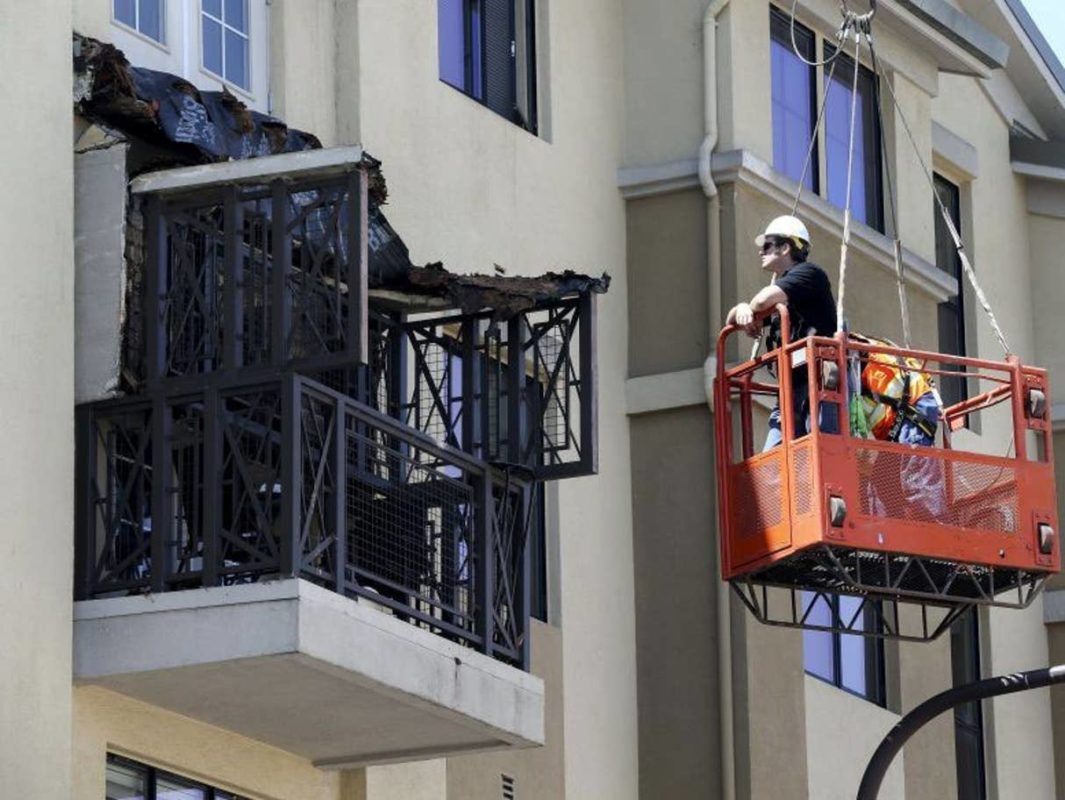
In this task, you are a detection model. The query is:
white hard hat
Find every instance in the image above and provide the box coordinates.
[755,215,811,249]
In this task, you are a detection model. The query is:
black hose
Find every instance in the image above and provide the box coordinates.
[857,665,1065,799]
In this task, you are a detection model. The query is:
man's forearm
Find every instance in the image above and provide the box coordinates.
[748,284,787,312]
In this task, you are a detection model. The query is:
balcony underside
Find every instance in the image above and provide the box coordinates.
[73,579,544,768]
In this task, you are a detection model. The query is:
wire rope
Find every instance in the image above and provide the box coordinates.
[872,36,1012,356]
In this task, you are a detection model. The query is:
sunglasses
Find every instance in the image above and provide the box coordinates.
[759,238,786,253]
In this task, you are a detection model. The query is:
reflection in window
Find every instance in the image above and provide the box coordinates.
[114,0,165,44]
[202,0,249,90]
[824,48,883,232]
[770,8,818,191]
[802,592,885,704]
[106,754,247,800]
[437,0,538,132]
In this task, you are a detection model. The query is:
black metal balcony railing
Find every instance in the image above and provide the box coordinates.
[364,297,597,481]
[75,373,532,666]
[77,161,602,671]
[131,170,597,481]
[140,172,369,385]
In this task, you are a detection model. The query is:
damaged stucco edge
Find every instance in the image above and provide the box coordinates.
[75,123,129,403]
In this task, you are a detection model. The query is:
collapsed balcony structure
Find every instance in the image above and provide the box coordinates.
[70,34,604,764]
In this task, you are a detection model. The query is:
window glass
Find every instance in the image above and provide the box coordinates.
[107,754,250,800]
[156,775,206,800]
[824,50,883,231]
[801,592,835,683]
[105,759,147,800]
[202,0,249,89]
[438,0,466,90]
[115,0,164,43]
[114,0,137,27]
[224,0,246,30]
[138,0,162,41]
[838,596,867,695]
[225,29,248,89]
[437,0,536,131]
[770,11,817,190]
[803,592,884,704]
[203,16,223,75]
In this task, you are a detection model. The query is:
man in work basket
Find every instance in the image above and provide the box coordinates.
[725,215,839,451]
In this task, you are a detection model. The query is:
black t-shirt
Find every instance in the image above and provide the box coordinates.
[764,261,837,350]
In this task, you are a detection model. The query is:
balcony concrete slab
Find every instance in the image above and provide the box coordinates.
[73,579,544,768]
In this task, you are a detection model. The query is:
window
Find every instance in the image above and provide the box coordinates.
[802,593,885,704]
[824,46,883,232]
[770,9,818,190]
[114,0,165,44]
[106,754,249,800]
[950,609,986,798]
[934,174,967,407]
[767,7,884,232]
[437,0,538,132]
[202,0,250,90]
[110,0,267,109]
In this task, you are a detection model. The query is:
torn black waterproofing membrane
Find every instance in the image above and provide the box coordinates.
[73,33,609,316]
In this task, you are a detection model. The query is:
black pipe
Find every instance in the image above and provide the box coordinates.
[857,664,1065,800]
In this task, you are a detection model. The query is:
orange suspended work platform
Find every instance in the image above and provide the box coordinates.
[714,306,1060,641]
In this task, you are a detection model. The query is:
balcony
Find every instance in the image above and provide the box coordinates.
[73,147,602,765]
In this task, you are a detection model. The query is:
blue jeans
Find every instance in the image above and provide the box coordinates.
[763,379,839,451]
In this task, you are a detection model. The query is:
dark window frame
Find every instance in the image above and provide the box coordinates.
[822,43,885,233]
[950,608,987,798]
[934,173,969,409]
[769,6,820,194]
[106,753,249,800]
[803,594,887,707]
[438,0,538,133]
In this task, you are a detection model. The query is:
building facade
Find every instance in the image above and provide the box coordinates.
[1,0,1064,798]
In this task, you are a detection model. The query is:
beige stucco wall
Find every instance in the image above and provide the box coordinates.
[732,603,808,800]
[271,0,338,146]
[1030,213,1065,403]
[895,617,957,800]
[73,687,352,800]
[620,0,705,167]
[630,406,721,799]
[447,622,565,800]
[804,677,905,800]
[718,2,772,160]
[0,1,75,797]
[627,189,710,377]
[933,75,1036,366]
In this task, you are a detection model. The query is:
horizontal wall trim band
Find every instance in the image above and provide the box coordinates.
[1014,161,1065,183]
[617,158,701,199]
[712,149,957,302]
[619,150,957,302]
[626,365,709,416]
